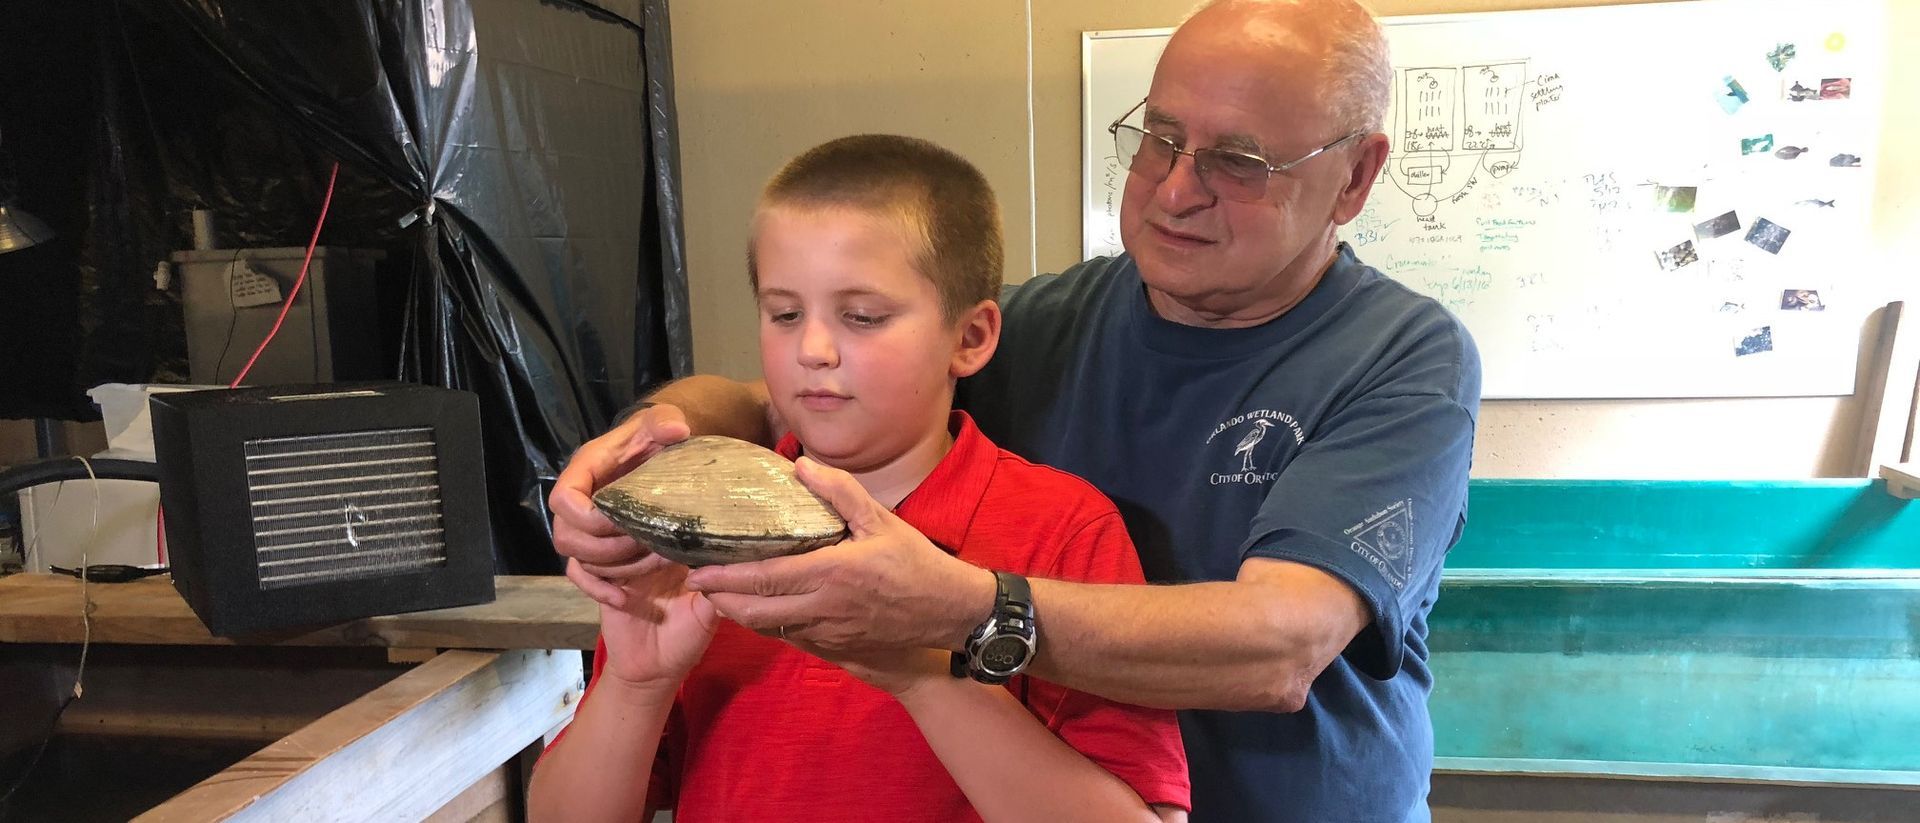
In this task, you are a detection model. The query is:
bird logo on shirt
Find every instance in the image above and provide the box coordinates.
[1233,420,1275,472]
[1204,410,1304,488]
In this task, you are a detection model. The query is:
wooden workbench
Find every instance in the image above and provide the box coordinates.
[0,574,598,822]
[0,573,598,650]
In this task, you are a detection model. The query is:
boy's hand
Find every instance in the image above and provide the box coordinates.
[550,404,693,608]
[591,557,721,690]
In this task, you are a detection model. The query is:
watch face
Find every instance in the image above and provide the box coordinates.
[979,635,1030,674]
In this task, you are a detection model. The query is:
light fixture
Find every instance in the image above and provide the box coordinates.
[0,125,53,254]
[0,204,54,254]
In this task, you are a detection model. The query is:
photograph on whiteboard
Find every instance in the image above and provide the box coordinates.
[1740,133,1776,155]
[1719,301,1746,314]
[1766,43,1796,72]
[1694,211,1742,241]
[1717,75,1750,113]
[1780,289,1826,311]
[1735,326,1775,357]
[1652,185,1697,212]
[1655,240,1699,271]
[1773,145,1809,160]
[1786,80,1820,102]
[1829,152,1862,167]
[1820,77,1852,99]
[1794,198,1837,208]
[1745,218,1792,254]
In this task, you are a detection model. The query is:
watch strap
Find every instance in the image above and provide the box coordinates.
[995,570,1034,619]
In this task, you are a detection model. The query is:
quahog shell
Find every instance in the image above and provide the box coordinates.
[592,435,847,566]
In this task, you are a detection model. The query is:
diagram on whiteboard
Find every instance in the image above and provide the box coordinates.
[1384,62,1534,218]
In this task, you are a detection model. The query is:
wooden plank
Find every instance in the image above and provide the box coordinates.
[0,575,598,649]
[1850,302,1906,475]
[136,649,583,823]
[1883,463,1920,500]
[388,647,443,664]
[423,761,515,823]
[1854,302,1919,474]
[62,708,341,743]
[39,646,404,742]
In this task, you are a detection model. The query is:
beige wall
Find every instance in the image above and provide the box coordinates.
[668,2,1032,380]
[0,419,106,467]
[668,0,1917,479]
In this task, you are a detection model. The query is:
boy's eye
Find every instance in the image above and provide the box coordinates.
[767,309,801,325]
[843,311,889,328]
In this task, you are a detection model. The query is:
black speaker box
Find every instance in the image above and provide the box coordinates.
[151,383,496,636]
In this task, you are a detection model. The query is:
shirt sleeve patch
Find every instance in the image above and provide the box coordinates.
[1342,498,1414,590]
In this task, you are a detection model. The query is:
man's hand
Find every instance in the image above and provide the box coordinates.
[685,457,997,653]
[549,404,692,607]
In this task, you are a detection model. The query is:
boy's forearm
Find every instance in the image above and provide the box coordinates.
[526,680,676,822]
[644,376,777,446]
[895,678,1164,823]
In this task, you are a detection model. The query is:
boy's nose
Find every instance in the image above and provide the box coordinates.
[798,320,838,368]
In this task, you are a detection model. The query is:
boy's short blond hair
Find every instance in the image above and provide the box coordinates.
[748,135,1004,321]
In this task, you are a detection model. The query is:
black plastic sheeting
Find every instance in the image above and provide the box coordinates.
[0,0,691,572]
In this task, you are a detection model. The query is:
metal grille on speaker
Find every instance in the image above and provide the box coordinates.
[243,427,449,589]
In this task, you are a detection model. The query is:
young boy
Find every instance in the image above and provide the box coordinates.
[529,135,1189,822]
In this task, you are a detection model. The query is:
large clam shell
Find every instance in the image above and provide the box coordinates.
[592,435,848,566]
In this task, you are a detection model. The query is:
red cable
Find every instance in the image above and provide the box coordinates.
[229,161,342,388]
[164,162,340,567]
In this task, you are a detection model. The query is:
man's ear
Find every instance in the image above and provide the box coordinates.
[949,299,1002,379]
[1332,133,1390,226]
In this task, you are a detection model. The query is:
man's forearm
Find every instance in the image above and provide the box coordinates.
[1022,562,1368,712]
[646,375,777,445]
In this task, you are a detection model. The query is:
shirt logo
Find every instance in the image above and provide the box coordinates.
[1204,410,1305,487]
[1345,499,1414,590]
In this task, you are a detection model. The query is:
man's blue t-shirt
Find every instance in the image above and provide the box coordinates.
[959,245,1481,823]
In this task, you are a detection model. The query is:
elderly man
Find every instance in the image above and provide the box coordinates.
[550,1,1480,820]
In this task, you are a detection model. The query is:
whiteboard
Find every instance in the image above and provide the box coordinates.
[1082,1,1887,399]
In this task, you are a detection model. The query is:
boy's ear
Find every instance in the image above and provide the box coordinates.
[949,299,1001,379]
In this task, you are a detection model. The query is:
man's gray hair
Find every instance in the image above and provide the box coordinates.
[1187,0,1393,134]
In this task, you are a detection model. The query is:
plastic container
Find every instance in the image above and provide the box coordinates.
[87,383,224,461]
[16,383,222,572]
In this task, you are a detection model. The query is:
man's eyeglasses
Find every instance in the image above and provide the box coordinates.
[1108,99,1362,202]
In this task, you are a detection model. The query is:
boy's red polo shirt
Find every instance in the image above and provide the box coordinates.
[561,412,1189,820]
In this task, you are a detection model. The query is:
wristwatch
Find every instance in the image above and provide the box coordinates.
[951,570,1038,685]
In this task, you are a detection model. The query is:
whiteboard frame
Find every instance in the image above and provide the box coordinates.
[1082,27,1171,260]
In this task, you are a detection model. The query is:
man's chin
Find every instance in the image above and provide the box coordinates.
[1137,267,1218,305]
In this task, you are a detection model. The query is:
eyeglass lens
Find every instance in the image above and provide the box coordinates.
[1114,126,1270,201]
